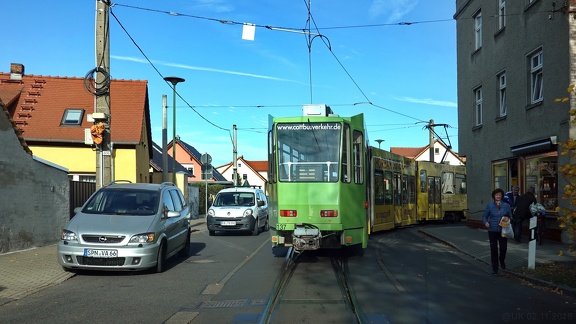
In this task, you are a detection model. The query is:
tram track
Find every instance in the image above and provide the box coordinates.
[259,248,366,324]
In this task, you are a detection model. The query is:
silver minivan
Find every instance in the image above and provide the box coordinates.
[57,181,190,273]
[207,187,269,236]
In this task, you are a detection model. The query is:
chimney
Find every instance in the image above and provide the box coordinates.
[10,63,24,80]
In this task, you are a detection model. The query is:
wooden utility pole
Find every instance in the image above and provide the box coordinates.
[95,0,112,188]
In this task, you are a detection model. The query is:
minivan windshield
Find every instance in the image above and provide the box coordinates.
[82,188,159,215]
[214,192,255,207]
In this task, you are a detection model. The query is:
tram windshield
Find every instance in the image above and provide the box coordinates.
[276,122,341,182]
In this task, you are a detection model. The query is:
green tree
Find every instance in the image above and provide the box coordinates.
[557,84,576,252]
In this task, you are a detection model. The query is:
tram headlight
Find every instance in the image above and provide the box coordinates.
[243,209,253,217]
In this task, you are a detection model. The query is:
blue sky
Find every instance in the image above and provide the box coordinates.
[2,0,458,167]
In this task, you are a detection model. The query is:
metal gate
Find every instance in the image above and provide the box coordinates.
[69,181,96,219]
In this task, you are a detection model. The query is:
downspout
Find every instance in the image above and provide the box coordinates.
[111,142,115,181]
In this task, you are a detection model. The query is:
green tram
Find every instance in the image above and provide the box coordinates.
[267,104,467,252]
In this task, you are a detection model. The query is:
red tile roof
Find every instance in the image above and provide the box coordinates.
[390,146,427,159]
[0,72,149,144]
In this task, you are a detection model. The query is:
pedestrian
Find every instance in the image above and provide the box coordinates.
[504,185,520,213]
[513,186,537,243]
[482,188,514,275]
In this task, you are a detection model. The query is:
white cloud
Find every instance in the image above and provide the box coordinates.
[394,96,457,108]
[369,0,418,23]
[111,55,299,82]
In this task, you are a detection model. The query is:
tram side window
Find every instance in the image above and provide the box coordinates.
[375,170,384,205]
[394,173,402,206]
[420,170,427,193]
[384,171,393,205]
[268,130,276,183]
[441,172,455,194]
[455,173,467,194]
[353,130,363,184]
[409,175,416,204]
[342,125,350,183]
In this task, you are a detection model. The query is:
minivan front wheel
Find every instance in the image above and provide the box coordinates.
[155,242,166,273]
[251,219,259,236]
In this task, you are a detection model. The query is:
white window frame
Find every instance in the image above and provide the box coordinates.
[498,72,507,117]
[499,0,506,29]
[530,50,543,104]
[61,108,84,126]
[474,11,482,50]
[475,87,483,126]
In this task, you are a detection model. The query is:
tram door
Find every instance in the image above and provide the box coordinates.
[427,176,442,220]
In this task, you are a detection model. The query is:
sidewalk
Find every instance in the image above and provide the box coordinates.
[1,222,575,306]
[419,225,576,296]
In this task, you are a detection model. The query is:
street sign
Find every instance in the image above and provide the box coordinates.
[201,153,212,165]
[201,164,213,180]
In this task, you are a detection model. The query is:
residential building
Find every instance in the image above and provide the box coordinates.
[391,139,465,165]
[0,63,153,185]
[216,156,268,192]
[169,137,228,183]
[454,0,576,241]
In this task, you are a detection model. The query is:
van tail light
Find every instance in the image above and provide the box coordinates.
[280,210,297,217]
[320,210,338,217]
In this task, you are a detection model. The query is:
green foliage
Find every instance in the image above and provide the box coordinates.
[557,84,576,251]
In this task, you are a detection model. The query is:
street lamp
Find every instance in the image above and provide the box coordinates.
[164,76,185,184]
[375,139,385,149]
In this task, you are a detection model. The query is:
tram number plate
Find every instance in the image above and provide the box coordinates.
[84,249,118,258]
[221,221,236,226]
[276,224,286,230]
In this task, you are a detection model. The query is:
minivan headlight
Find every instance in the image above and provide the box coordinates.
[243,209,253,217]
[61,229,78,242]
[208,209,214,217]
[129,233,155,243]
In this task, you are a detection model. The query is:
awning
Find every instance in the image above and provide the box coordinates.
[510,136,557,156]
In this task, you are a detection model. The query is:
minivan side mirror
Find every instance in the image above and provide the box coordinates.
[258,200,265,207]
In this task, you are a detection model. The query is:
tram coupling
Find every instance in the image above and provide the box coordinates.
[293,225,321,250]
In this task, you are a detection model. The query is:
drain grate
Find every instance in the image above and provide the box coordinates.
[198,298,266,309]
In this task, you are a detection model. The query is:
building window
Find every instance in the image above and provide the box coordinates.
[68,174,96,183]
[61,108,84,126]
[187,166,194,176]
[498,0,506,30]
[434,147,440,155]
[492,161,508,191]
[530,50,543,104]
[474,87,483,126]
[525,154,557,212]
[474,10,482,50]
[498,72,507,117]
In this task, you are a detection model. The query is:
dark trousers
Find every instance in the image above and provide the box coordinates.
[513,218,523,241]
[488,231,507,273]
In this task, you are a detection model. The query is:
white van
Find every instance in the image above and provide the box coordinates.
[207,187,269,236]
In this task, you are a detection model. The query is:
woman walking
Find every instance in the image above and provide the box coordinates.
[482,188,513,275]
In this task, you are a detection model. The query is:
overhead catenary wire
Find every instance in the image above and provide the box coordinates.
[108,2,463,138]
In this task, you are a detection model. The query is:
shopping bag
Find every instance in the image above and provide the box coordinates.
[501,223,514,239]
[499,216,510,227]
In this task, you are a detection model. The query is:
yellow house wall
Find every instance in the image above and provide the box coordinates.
[31,144,150,184]
[29,146,96,172]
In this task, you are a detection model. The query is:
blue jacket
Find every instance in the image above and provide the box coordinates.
[503,192,519,209]
[482,201,513,232]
